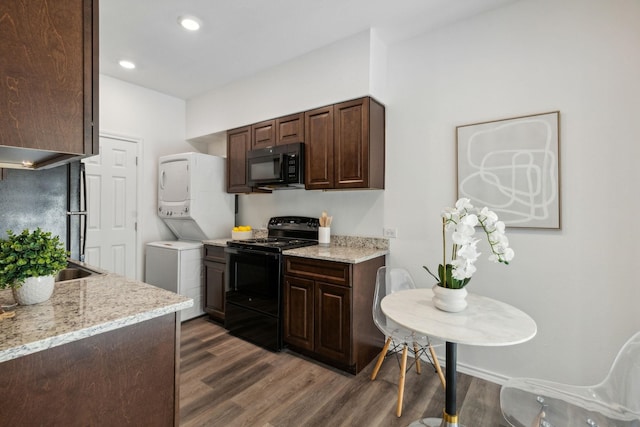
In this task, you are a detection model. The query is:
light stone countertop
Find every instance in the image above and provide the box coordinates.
[204,234,389,264]
[0,269,193,363]
[202,238,230,247]
[283,244,388,264]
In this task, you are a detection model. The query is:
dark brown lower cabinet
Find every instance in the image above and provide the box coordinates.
[0,313,179,426]
[204,245,227,322]
[283,255,384,374]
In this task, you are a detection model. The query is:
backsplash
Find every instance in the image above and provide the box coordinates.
[0,164,80,258]
[330,235,389,250]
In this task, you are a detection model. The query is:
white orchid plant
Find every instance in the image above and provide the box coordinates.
[424,198,514,289]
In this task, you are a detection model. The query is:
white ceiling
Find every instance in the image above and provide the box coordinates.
[100,0,516,100]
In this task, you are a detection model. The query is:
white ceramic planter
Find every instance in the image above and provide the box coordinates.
[12,275,55,305]
[432,284,468,313]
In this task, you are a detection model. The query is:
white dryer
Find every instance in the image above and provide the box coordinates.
[145,152,234,321]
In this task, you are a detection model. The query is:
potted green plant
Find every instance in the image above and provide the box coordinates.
[424,198,514,312]
[0,228,68,305]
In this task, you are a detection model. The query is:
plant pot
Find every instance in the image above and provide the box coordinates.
[432,284,468,313]
[12,275,55,305]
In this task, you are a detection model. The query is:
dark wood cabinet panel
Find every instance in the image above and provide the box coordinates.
[283,275,314,351]
[315,281,351,365]
[204,260,226,321]
[0,314,178,426]
[284,255,384,374]
[304,105,334,189]
[334,98,369,188]
[226,126,252,193]
[276,113,304,145]
[304,97,384,190]
[284,256,351,286]
[251,119,275,149]
[0,0,98,157]
[204,245,227,322]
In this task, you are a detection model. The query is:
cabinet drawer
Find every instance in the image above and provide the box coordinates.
[204,245,226,262]
[284,256,351,287]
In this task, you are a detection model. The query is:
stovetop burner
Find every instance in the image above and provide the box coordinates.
[227,236,317,252]
[227,216,320,253]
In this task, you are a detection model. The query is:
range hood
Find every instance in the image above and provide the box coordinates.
[0,146,85,170]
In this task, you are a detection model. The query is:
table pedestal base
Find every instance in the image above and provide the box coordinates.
[408,418,464,427]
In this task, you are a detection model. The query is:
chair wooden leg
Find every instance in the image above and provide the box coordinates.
[396,345,408,417]
[371,337,392,381]
[413,342,421,374]
[428,344,446,389]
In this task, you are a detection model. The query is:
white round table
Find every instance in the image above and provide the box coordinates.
[381,288,537,427]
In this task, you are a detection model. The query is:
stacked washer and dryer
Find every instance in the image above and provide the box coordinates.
[144,153,234,321]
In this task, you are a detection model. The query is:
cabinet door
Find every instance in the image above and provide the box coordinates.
[334,98,369,189]
[0,0,97,155]
[204,259,226,322]
[275,113,304,145]
[226,126,252,193]
[251,120,275,150]
[304,106,334,189]
[314,282,351,365]
[283,275,314,351]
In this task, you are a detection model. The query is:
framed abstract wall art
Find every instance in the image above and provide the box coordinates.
[456,111,560,229]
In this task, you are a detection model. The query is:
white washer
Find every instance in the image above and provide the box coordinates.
[145,240,204,321]
[145,153,234,322]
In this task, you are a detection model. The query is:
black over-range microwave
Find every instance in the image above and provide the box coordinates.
[247,142,305,189]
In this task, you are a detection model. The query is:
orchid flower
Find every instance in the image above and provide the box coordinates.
[424,198,514,289]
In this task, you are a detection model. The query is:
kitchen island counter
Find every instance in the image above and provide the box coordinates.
[0,269,192,362]
[0,267,192,426]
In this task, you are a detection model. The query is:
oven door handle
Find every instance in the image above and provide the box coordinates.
[225,246,281,260]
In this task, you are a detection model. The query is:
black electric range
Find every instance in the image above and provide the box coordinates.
[227,216,320,253]
[224,216,319,351]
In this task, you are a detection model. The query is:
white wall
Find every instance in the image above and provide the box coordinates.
[184,0,640,385]
[187,29,384,236]
[385,0,640,384]
[99,74,195,280]
[186,30,372,139]
[236,190,384,236]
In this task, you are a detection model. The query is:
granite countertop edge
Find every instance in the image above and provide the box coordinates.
[0,301,191,363]
[202,234,389,264]
[0,272,193,363]
[282,246,389,264]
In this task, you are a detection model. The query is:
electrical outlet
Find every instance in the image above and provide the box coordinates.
[383,227,398,238]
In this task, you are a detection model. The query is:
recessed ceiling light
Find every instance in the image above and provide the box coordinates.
[179,16,201,31]
[119,60,136,70]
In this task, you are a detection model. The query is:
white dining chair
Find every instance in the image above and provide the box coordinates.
[370,266,446,417]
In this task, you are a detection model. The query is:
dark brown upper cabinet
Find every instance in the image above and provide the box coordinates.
[306,97,384,190]
[225,96,384,193]
[304,106,335,190]
[251,120,275,150]
[227,126,252,193]
[276,113,304,145]
[0,0,99,169]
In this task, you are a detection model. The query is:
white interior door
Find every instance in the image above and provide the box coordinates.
[82,136,138,279]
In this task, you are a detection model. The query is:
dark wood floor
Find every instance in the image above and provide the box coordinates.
[179,316,508,427]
